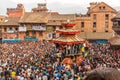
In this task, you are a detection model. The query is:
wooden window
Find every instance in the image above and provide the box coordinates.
[32,31,36,37]
[103,6,106,10]
[39,32,43,36]
[93,22,96,28]
[15,28,18,31]
[93,14,96,20]
[99,6,102,10]
[118,21,120,26]
[93,30,96,32]
[52,33,56,38]
[81,22,84,28]
[9,27,12,30]
[4,28,7,32]
[53,20,56,22]
[105,14,109,20]
[105,22,109,28]
[105,30,108,32]
[26,31,29,36]
[59,26,63,29]
[53,26,56,31]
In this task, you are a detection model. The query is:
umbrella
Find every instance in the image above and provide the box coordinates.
[84,68,120,80]
[61,58,73,65]
[76,56,85,66]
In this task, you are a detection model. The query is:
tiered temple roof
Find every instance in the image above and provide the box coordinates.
[52,22,84,44]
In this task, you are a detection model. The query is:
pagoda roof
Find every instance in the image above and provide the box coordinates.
[62,23,76,27]
[52,35,84,44]
[56,29,80,34]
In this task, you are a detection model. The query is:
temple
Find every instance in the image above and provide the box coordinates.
[51,20,88,56]
[0,2,119,44]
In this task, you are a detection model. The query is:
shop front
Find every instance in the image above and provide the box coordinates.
[2,29,20,43]
[23,25,46,41]
[2,39,20,43]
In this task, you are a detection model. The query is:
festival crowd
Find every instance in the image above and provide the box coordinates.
[0,41,119,80]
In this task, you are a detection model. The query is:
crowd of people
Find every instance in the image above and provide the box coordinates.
[0,41,119,80]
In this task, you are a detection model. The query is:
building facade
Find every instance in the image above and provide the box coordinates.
[75,2,117,43]
[0,2,118,43]
[7,3,25,17]
[0,3,24,43]
[0,17,20,43]
[76,2,116,33]
[0,15,6,43]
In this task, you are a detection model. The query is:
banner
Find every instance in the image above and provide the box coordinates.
[47,33,52,39]
[19,26,26,32]
[32,26,46,31]
[27,26,32,30]
[2,39,20,43]
[46,27,53,32]
[3,33,17,39]
[96,40,108,44]
[8,30,14,33]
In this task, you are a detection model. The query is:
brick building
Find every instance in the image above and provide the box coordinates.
[0,2,119,43]
[0,4,24,43]
[0,3,75,42]
[76,2,117,43]
[7,3,25,17]
[18,3,75,41]
[0,15,6,43]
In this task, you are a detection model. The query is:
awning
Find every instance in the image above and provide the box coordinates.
[24,37,38,41]
[2,39,20,43]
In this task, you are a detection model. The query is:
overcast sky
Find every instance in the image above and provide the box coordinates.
[0,0,120,15]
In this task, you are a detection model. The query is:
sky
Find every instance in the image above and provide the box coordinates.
[0,0,120,15]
